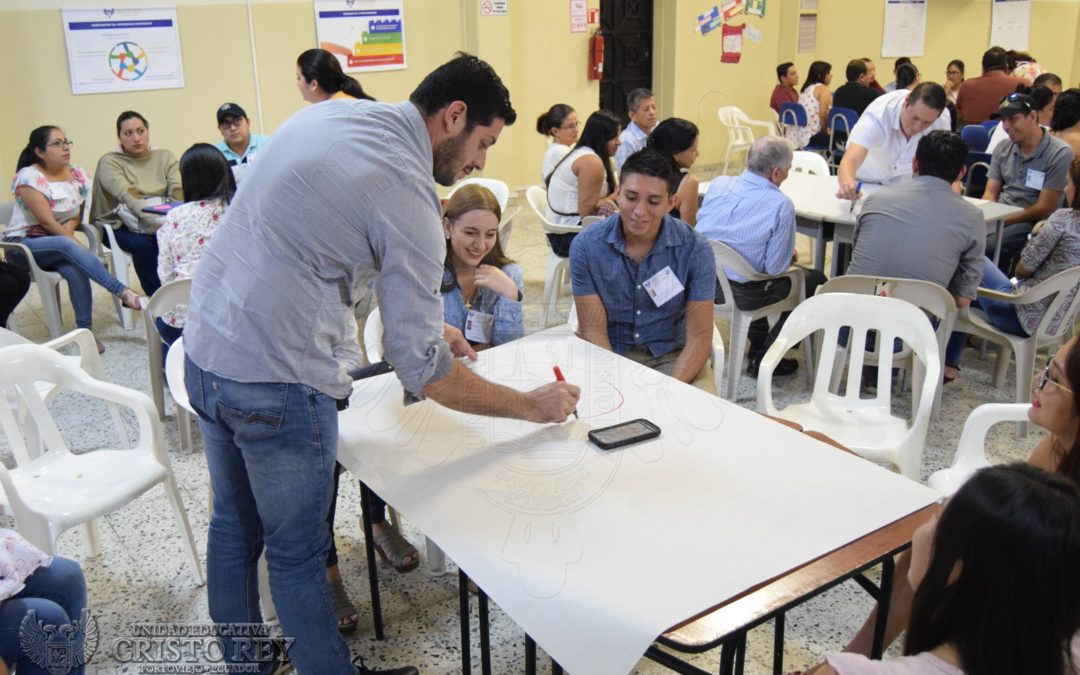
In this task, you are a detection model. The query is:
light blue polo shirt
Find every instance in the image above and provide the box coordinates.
[215,133,268,166]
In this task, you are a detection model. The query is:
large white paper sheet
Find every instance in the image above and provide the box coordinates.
[313,0,406,73]
[61,8,184,95]
[337,333,939,675]
[990,0,1030,51]
[881,0,927,57]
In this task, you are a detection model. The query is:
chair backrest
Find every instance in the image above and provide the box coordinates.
[827,107,859,136]
[0,201,14,225]
[964,159,991,196]
[0,327,32,348]
[767,293,940,414]
[0,343,155,467]
[979,120,998,132]
[927,403,1030,495]
[709,241,769,306]
[778,102,808,128]
[817,275,957,332]
[364,306,385,363]
[960,125,990,153]
[446,177,510,213]
[791,151,830,176]
[1022,265,1080,342]
[525,185,549,222]
[144,278,192,322]
[717,106,755,144]
[498,206,520,249]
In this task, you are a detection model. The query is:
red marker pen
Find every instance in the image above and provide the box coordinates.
[552,366,579,419]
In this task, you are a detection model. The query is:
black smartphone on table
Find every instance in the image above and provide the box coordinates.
[588,419,661,450]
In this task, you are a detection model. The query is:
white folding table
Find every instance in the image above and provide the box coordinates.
[336,328,939,675]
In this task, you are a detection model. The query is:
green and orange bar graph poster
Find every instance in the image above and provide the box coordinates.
[314,0,407,73]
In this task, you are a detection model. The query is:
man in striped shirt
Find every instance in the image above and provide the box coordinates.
[697,136,827,376]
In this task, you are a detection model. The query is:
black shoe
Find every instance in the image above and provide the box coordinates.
[746,356,799,378]
[354,655,420,675]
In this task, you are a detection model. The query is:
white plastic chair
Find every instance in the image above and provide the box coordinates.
[0,343,203,583]
[816,276,957,420]
[757,293,940,480]
[953,266,1080,437]
[718,106,776,175]
[927,403,1029,496]
[99,222,137,329]
[791,151,830,176]
[710,240,813,401]
[143,278,193,450]
[362,306,444,574]
[445,177,510,213]
[0,327,130,452]
[525,186,581,327]
[498,206,520,251]
[0,202,124,339]
[568,304,725,395]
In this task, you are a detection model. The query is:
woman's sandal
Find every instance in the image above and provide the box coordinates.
[372,526,420,573]
[119,288,144,311]
[328,574,359,634]
[944,363,961,384]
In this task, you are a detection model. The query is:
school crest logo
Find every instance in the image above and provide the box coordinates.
[19,609,99,675]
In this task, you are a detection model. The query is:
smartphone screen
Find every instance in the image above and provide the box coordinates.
[589,419,660,449]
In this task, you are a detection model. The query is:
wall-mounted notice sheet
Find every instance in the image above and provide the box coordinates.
[990,0,1029,51]
[314,0,407,73]
[882,0,927,57]
[61,7,184,95]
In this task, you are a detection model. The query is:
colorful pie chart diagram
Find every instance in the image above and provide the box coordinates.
[109,41,148,81]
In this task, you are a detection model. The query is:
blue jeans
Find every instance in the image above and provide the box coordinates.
[111,227,161,296]
[0,557,87,675]
[945,257,1028,365]
[985,221,1034,275]
[184,357,354,674]
[10,235,125,329]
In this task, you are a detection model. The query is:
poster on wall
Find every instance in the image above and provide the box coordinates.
[881,0,927,57]
[990,0,1029,50]
[61,7,184,95]
[570,0,588,32]
[314,0,406,73]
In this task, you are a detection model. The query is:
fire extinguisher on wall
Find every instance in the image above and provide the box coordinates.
[588,30,604,81]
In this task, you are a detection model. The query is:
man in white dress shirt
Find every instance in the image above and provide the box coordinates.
[836,83,951,200]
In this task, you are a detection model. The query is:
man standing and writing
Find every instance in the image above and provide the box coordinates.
[182,54,580,675]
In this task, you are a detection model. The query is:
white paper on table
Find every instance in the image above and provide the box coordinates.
[881,0,927,57]
[338,334,939,675]
[990,0,1029,51]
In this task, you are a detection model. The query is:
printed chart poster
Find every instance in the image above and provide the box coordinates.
[61,8,184,95]
[314,0,406,73]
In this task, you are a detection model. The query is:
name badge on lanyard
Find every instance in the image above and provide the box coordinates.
[465,309,495,344]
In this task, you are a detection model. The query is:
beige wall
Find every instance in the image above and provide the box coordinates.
[777,0,1079,102]
[2,0,1078,196]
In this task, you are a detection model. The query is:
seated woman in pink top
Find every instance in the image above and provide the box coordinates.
[813,463,1080,675]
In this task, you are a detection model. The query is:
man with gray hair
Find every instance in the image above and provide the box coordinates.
[697,136,827,376]
[613,87,658,170]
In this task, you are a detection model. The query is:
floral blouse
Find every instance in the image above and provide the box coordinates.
[155,199,227,327]
[6,165,90,239]
[0,529,52,603]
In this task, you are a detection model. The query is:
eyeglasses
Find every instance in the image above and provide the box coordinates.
[47,140,74,149]
[1038,358,1074,394]
[218,119,245,130]
[559,122,580,130]
[946,70,962,76]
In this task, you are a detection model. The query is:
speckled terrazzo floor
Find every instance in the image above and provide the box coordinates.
[1,185,1047,675]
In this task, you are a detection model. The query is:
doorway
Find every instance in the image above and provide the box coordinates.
[599,0,653,124]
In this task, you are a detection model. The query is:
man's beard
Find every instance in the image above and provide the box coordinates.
[433,133,467,186]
